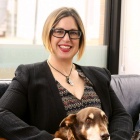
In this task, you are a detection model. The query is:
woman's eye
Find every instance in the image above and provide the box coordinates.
[71,31,78,35]
[56,30,64,34]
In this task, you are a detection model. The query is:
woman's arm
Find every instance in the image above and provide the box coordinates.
[104,68,133,140]
[0,65,54,140]
[108,86,133,139]
[0,108,53,140]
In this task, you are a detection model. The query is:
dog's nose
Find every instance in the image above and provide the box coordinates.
[101,133,110,140]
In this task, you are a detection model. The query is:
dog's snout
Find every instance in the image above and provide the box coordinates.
[101,133,110,140]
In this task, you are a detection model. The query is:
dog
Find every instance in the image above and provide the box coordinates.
[131,131,140,140]
[54,107,110,140]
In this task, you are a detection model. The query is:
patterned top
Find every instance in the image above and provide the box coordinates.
[56,68,101,116]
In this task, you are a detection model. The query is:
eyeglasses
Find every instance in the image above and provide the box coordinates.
[51,28,82,39]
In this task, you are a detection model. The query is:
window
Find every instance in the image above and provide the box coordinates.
[0,0,106,45]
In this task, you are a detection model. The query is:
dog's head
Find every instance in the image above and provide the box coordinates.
[55,107,110,140]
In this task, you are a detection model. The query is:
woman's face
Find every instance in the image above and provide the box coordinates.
[50,16,80,61]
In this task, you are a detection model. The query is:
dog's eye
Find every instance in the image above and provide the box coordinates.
[85,118,94,128]
[86,118,93,123]
[102,114,108,123]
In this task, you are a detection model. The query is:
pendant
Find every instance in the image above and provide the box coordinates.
[66,76,74,86]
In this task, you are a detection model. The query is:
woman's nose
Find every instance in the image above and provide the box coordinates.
[63,32,70,41]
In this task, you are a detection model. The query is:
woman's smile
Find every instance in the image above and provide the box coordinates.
[59,44,72,52]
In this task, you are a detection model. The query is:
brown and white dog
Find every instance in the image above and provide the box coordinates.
[54,107,110,140]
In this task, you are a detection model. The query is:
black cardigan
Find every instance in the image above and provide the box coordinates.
[0,60,133,140]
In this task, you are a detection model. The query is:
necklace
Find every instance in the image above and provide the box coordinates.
[48,61,74,86]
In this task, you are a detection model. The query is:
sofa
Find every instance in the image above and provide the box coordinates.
[0,75,140,139]
[111,75,140,131]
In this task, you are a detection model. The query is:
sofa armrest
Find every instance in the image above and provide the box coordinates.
[0,80,11,98]
[111,75,140,130]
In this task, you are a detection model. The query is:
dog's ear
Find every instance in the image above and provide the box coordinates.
[67,128,75,140]
[60,114,76,127]
[101,111,108,124]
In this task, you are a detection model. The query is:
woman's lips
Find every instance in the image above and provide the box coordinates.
[59,45,71,52]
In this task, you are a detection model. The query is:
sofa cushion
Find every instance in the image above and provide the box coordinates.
[0,80,11,98]
[111,75,140,130]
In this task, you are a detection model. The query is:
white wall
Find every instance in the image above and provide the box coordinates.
[119,0,140,74]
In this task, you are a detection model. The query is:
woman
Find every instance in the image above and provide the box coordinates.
[0,7,133,140]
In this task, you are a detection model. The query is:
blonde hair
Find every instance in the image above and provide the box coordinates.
[42,7,86,60]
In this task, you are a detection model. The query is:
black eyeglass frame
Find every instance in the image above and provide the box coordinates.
[51,28,82,39]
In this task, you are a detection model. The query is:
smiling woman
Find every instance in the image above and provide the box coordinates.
[0,6,133,140]
[0,0,108,79]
